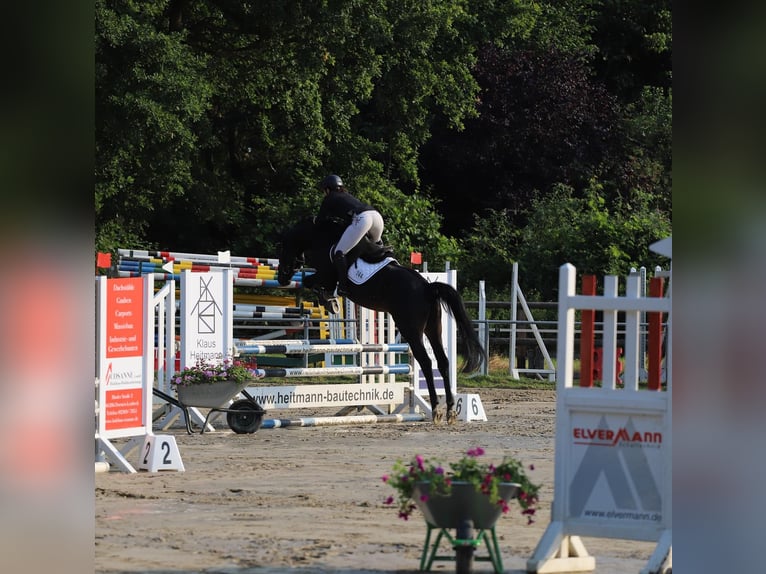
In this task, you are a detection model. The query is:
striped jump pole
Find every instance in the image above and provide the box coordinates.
[236,338,356,346]
[118,248,280,268]
[261,413,425,429]
[252,364,410,378]
[236,341,410,355]
[117,270,297,288]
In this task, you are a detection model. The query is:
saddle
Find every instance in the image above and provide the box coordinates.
[329,236,394,267]
[347,238,395,265]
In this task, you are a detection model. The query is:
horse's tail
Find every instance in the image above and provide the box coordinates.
[432,282,487,373]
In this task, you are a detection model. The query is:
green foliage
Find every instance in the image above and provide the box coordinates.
[95,0,671,299]
[517,183,671,300]
[589,0,672,100]
[456,209,518,294]
[96,0,214,252]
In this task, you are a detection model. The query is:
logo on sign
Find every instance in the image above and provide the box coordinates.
[569,416,663,516]
[107,368,141,386]
[190,276,223,335]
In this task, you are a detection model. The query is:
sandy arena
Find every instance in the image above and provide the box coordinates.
[95,388,656,573]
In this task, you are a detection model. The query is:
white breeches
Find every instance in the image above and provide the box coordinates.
[335,210,384,254]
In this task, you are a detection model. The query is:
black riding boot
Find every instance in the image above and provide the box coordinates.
[333,250,350,294]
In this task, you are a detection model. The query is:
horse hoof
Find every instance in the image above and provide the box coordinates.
[432,410,443,424]
[447,410,458,425]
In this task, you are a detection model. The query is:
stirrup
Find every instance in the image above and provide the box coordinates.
[325,297,341,315]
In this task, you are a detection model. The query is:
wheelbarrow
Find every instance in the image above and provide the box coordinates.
[153,380,266,435]
[413,481,520,574]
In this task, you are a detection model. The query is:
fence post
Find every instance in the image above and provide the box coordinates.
[478,280,488,375]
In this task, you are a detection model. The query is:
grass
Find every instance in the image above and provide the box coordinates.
[457,353,556,391]
[248,353,557,390]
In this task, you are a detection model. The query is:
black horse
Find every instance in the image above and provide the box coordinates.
[277,217,486,423]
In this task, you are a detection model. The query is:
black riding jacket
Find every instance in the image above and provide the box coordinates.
[317,190,374,225]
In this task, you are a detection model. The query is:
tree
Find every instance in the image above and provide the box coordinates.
[420,44,622,236]
[455,209,518,297]
[96,0,531,261]
[95,0,213,252]
[516,183,670,300]
[95,0,671,300]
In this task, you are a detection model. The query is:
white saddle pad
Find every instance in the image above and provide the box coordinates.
[347,257,396,285]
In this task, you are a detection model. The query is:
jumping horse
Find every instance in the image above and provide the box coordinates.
[277,217,486,424]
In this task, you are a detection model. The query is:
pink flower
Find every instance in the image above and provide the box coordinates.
[466,447,485,457]
[420,494,429,502]
[529,464,535,471]
[415,455,425,469]
[381,474,389,483]
[384,496,394,505]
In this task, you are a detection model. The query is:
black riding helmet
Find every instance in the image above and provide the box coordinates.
[319,174,343,191]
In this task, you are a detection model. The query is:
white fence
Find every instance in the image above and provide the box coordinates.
[528,250,672,574]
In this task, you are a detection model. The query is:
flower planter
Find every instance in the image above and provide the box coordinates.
[176,380,250,408]
[413,481,520,530]
[413,481,520,574]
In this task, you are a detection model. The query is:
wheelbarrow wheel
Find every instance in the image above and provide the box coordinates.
[227,400,263,434]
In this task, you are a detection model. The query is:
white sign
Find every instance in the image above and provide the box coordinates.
[138,435,185,472]
[455,393,487,422]
[180,270,234,368]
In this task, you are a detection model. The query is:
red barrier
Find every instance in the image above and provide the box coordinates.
[579,275,597,387]
[648,277,665,390]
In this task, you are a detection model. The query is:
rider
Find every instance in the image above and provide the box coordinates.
[316,174,385,294]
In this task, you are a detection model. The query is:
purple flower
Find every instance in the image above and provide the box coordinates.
[466,447,485,457]
[384,496,394,505]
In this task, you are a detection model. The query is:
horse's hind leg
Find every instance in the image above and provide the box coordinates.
[425,309,456,424]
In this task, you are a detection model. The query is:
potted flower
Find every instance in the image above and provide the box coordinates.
[170,356,262,408]
[382,447,540,527]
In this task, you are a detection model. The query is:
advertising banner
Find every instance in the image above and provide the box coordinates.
[97,277,146,438]
[567,411,665,528]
